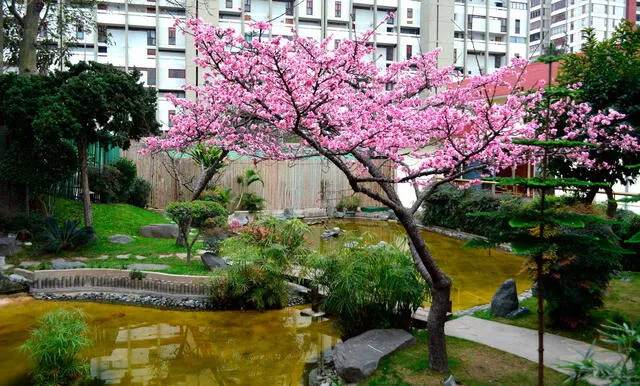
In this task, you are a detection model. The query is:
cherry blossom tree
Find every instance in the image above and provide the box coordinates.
[144,19,637,372]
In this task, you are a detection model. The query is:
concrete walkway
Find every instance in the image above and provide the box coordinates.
[445,316,624,385]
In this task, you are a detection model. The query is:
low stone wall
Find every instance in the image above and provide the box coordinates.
[18,268,210,300]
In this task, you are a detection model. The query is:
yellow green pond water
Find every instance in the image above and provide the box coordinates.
[309,219,532,311]
[0,297,338,385]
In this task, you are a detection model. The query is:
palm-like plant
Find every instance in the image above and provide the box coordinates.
[235,169,264,210]
[39,217,95,253]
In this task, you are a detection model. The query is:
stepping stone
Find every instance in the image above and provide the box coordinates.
[73,257,89,261]
[158,254,173,259]
[175,253,187,259]
[135,255,147,260]
[51,258,66,263]
[127,263,170,271]
[18,261,40,268]
[201,252,228,270]
[52,261,87,270]
[108,234,135,244]
[333,329,416,383]
[96,255,109,260]
[116,254,131,259]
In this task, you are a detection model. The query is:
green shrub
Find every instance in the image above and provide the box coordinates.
[20,309,91,386]
[88,158,142,204]
[563,320,639,385]
[129,269,146,280]
[207,262,288,310]
[127,177,151,208]
[201,186,233,208]
[314,243,429,339]
[38,218,95,253]
[208,217,311,310]
[612,209,640,271]
[336,195,362,212]
[0,213,46,235]
[236,192,265,212]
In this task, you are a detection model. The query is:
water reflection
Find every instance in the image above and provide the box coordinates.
[0,299,339,385]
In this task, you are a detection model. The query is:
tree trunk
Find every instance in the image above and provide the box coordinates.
[77,137,93,228]
[536,253,545,386]
[190,166,217,201]
[394,209,452,373]
[18,0,44,74]
[604,185,617,218]
[176,219,190,247]
[581,186,598,204]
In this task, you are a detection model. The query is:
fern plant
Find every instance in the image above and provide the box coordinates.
[38,217,95,253]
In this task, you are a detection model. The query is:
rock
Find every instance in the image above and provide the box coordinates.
[333,329,416,383]
[201,252,228,270]
[0,274,27,294]
[491,279,519,317]
[108,234,134,244]
[0,237,20,256]
[127,263,170,271]
[506,306,531,319]
[51,261,87,270]
[176,253,188,259]
[18,261,40,269]
[158,254,173,259]
[8,273,31,284]
[96,255,109,260]
[116,254,131,259]
[300,308,326,318]
[135,255,147,260]
[621,277,632,283]
[139,224,179,238]
[321,228,340,239]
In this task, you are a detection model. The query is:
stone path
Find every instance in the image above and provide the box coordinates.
[445,316,623,385]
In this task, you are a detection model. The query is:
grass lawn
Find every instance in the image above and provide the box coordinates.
[363,330,587,386]
[472,272,640,347]
[8,200,193,265]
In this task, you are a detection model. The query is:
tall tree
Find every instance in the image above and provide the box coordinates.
[34,61,159,227]
[554,22,640,216]
[2,0,98,74]
[0,73,77,213]
[143,20,635,372]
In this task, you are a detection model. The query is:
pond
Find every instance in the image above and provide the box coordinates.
[0,296,338,385]
[308,219,531,311]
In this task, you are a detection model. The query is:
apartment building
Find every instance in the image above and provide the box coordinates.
[66,0,446,131]
[452,0,529,76]
[528,0,637,57]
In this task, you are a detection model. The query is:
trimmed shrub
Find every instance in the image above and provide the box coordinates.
[20,309,91,386]
[88,158,144,204]
[612,209,640,271]
[127,177,151,208]
[314,242,429,339]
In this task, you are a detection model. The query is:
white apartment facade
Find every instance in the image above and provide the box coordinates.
[453,0,529,76]
[66,0,447,132]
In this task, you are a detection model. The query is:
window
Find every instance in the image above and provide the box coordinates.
[226,0,232,8]
[147,30,156,45]
[530,9,541,18]
[168,110,175,127]
[385,82,394,91]
[500,18,507,32]
[147,68,156,85]
[407,7,413,18]
[147,48,156,56]
[510,36,526,43]
[98,46,108,53]
[386,46,394,61]
[515,19,521,34]
[454,31,464,38]
[168,27,176,45]
[335,1,341,18]
[406,44,412,59]
[334,39,340,49]
[168,69,186,78]
[387,14,394,24]
[97,3,108,10]
[286,0,293,15]
[494,55,502,68]
[244,0,251,12]
[147,7,155,13]
[306,0,313,15]
[511,2,526,9]
[98,25,108,43]
[76,25,84,39]
[530,32,541,42]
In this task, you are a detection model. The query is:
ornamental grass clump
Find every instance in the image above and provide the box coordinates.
[20,308,91,386]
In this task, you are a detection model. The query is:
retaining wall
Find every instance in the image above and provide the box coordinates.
[14,268,211,300]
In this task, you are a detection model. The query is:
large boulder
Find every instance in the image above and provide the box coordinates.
[333,329,416,383]
[108,234,134,244]
[0,274,27,294]
[491,279,519,317]
[0,237,20,256]
[201,252,228,270]
[139,224,179,238]
[51,261,87,270]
